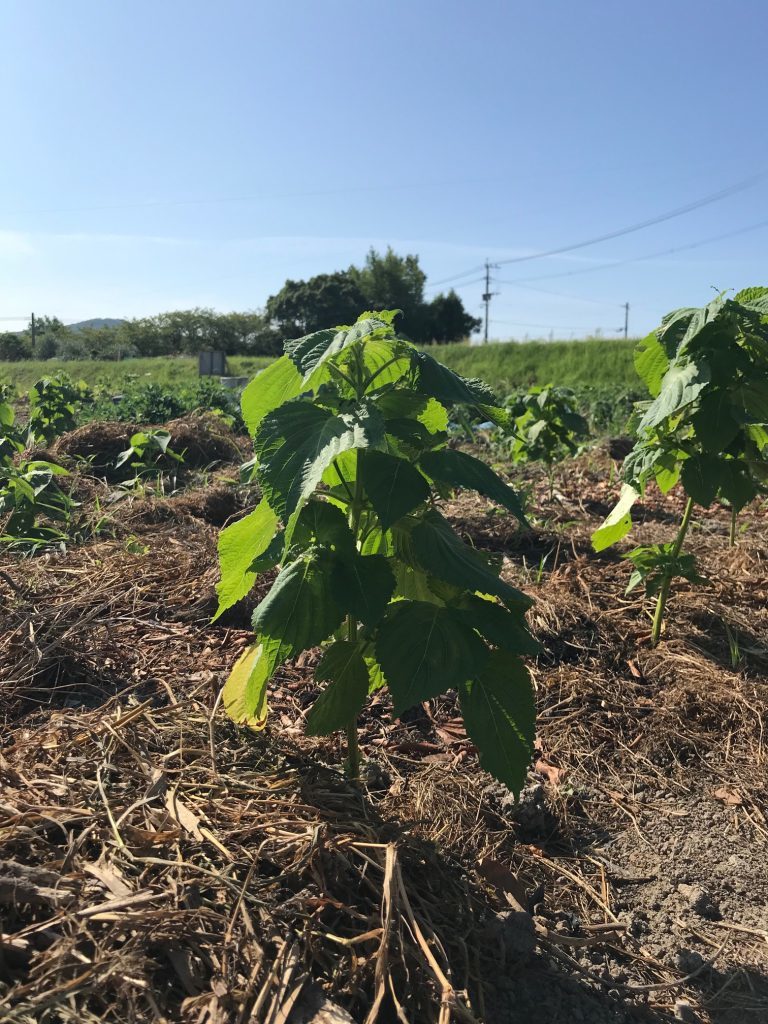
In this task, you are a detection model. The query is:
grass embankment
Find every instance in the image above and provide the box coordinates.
[1,339,638,393]
[431,337,639,390]
[0,355,273,392]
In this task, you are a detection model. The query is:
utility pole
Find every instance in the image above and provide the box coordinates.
[482,260,499,344]
[30,312,36,353]
[623,302,629,340]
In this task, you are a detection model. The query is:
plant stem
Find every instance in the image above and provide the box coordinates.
[729,506,737,548]
[343,356,367,780]
[650,495,695,647]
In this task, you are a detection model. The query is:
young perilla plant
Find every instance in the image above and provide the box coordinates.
[592,288,768,645]
[214,311,537,792]
[505,385,589,500]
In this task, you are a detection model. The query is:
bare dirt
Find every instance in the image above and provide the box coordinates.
[0,442,766,1024]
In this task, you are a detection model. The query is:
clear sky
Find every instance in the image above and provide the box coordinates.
[1,0,767,340]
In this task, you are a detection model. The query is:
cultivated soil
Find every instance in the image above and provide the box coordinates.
[1,431,766,1024]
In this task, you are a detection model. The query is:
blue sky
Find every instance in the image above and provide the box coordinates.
[1,0,767,340]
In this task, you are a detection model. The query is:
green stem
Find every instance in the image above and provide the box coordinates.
[729,506,737,548]
[650,495,695,647]
[343,355,367,780]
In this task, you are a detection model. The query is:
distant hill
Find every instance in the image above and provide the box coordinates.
[66,318,126,332]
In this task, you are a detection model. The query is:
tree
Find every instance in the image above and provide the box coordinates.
[0,333,32,361]
[265,272,367,338]
[351,248,427,340]
[423,291,481,344]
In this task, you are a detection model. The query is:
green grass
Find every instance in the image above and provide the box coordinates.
[429,338,640,390]
[0,339,639,394]
[0,355,273,393]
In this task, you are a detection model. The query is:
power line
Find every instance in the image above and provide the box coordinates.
[427,265,487,289]
[495,279,623,308]
[493,169,768,267]
[425,171,768,292]
[505,216,768,284]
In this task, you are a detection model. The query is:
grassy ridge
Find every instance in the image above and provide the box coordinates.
[1,339,639,394]
[0,356,273,393]
[430,338,639,390]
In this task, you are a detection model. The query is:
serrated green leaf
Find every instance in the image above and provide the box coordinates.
[359,337,414,391]
[289,497,355,556]
[376,601,488,715]
[359,450,431,529]
[241,356,303,436]
[456,595,539,655]
[332,552,396,627]
[213,499,280,620]
[253,547,345,671]
[634,331,670,397]
[459,650,534,795]
[222,644,271,729]
[732,380,768,422]
[284,328,339,376]
[690,390,741,453]
[305,641,370,736]
[419,449,528,526]
[717,460,758,512]
[414,351,500,408]
[638,359,711,431]
[591,483,639,552]
[255,400,384,518]
[405,510,531,608]
[680,454,723,507]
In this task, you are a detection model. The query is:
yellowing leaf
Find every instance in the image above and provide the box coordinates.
[222,644,271,730]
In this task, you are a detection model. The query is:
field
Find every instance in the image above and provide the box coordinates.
[0,337,638,393]
[1,409,767,1023]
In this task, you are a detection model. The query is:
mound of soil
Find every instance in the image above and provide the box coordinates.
[164,411,249,467]
[49,413,247,481]
[48,421,134,477]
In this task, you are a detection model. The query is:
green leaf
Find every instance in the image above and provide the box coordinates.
[213,499,280,620]
[391,562,443,603]
[680,454,724,508]
[690,391,741,453]
[717,460,758,512]
[419,449,528,526]
[253,546,345,671]
[358,337,414,391]
[222,644,271,729]
[459,650,535,794]
[305,641,370,736]
[359,450,431,529]
[284,329,339,377]
[638,359,711,431]
[634,330,670,397]
[405,510,532,608]
[732,380,768,422]
[332,552,396,627]
[241,356,302,436]
[255,400,384,518]
[375,601,488,715]
[289,497,355,556]
[456,594,539,655]
[591,483,639,552]
[414,351,500,408]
